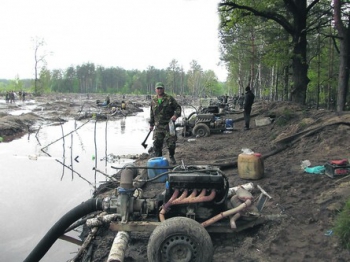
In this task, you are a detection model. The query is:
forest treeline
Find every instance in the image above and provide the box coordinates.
[0,59,225,98]
[219,0,350,111]
[1,1,349,112]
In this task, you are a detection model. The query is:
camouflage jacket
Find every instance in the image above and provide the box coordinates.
[149,94,181,127]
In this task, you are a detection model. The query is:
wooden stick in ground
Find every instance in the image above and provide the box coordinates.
[69,212,107,262]
[93,167,118,181]
[55,159,93,186]
[41,119,90,154]
[70,227,98,262]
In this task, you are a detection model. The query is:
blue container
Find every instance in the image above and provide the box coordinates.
[147,157,169,182]
[225,119,234,129]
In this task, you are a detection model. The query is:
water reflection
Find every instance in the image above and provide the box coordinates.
[0,109,150,262]
[0,105,195,261]
[121,117,126,134]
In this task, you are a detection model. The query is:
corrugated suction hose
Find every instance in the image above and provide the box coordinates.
[24,198,103,262]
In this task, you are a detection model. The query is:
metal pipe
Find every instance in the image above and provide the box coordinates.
[201,199,252,228]
[171,189,189,205]
[120,168,134,189]
[159,189,216,221]
[159,189,180,221]
[229,213,241,229]
[175,189,216,205]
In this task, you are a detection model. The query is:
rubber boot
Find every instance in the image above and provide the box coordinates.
[169,148,176,165]
[155,149,162,157]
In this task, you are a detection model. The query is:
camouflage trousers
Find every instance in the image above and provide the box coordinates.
[153,124,177,154]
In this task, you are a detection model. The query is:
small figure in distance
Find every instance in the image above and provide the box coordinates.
[243,85,255,130]
[121,100,126,110]
[96,95,110,107]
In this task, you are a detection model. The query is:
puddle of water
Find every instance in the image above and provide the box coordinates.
[0,109,151,262]
[0,99,38,115]
[0,104,195,261]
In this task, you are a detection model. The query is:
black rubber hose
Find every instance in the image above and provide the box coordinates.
[24,198,103,262]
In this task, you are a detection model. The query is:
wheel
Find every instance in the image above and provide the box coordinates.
[147,217,213,262]
[193,123,210,137]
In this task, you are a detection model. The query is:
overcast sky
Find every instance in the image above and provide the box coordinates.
[0,0,227,81]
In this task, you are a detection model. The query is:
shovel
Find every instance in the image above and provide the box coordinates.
[141,129,152,149]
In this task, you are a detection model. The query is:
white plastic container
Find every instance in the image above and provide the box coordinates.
[169,120,176,136]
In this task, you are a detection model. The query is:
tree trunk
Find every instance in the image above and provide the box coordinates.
[334,0,350,112]
[271,65,276,101]
[283,65,290,101]
[290,16,309,105]
[336,32,350,111]
[250,28,255,87]
[327,25,335,110]
[316,29,321,110]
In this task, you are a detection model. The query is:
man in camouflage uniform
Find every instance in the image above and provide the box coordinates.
[149,82,181,164]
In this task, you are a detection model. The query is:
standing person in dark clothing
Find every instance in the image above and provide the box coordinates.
[232,94,238,109]
[5,91,9,103]
[243,85,255,130]
[149,82,181,164]
[105,95,110,106]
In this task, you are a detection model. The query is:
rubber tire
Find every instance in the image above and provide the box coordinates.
[193,123,210,137]
[147,217,213,262]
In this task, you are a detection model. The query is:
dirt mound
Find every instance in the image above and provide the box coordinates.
[3,96,350,261]
[0,113,44,141]
[76,100,350,262]
[173,101,350,262]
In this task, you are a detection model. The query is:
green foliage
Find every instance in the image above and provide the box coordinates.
[334,198,350,249]
[269,132,278,140]
[219,0,343,105]
[0,77,24,91]
[298,120,308,130]
[274,108,295,126]
[307,25,340,108]
[1,59,221,96]
[39,67,52,93]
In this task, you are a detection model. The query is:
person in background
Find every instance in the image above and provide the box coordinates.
[110,107,117,115]
[223,94,228,104]
[149,82,181,165]
[238,93,244,109]
[96,95,110,107]
[232,94,238,109]
[5,91,9,103]
[121,100,126,110]
[9,91,15,103]
[243,85,255,130]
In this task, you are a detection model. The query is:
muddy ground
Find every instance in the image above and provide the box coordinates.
[2,94,350,261]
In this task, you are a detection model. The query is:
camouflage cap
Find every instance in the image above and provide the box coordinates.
[155,82,164,88]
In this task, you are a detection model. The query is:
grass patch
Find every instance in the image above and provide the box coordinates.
[274,108,296,126]
[298,120,308,130]
[334,198,350,249]
[270,132,278,140]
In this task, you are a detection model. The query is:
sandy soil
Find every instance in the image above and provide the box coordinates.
[2,94,350,261]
